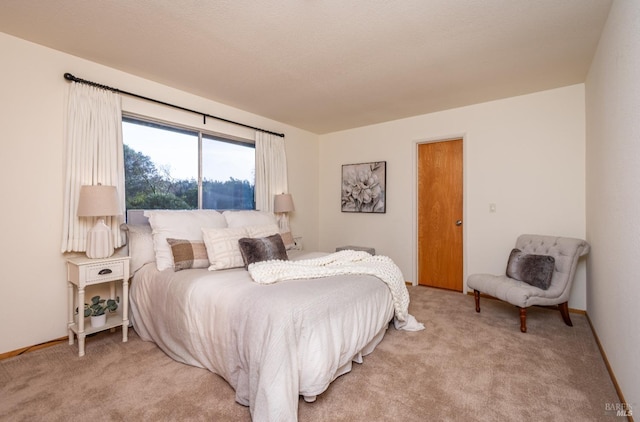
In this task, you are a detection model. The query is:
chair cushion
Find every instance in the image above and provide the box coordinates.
[506,248,555,290]
[467,274,563,308]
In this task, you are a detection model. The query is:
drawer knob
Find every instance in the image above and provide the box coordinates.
[98,268,113,275]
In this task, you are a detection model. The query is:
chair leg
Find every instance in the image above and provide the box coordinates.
[474,290,480,312]
[519,308,527,333]
[558,301,573,327]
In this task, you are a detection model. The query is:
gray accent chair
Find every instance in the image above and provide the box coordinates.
[467,234,590,333]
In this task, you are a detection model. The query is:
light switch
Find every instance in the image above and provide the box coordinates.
[489,203,496,213]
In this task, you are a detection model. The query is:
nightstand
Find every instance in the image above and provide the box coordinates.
[66,255,130,357]
[292,236,303,250]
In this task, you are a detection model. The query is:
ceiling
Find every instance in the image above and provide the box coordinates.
[0,0,612,134]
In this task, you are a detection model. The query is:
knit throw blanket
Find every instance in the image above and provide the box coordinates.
[248,250,424,331]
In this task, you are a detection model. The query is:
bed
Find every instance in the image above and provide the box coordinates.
[125,209,421,421]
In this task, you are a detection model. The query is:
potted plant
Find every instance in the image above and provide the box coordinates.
[82,295,119,328]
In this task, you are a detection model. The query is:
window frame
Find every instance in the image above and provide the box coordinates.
[122,113,256,211]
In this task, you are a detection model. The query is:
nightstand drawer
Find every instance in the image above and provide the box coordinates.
[85,261,124,283]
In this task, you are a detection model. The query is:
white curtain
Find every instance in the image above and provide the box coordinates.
[61,83,125,253]
[254,131,288,212]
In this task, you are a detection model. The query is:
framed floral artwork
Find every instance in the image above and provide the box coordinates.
[341,161,386,213]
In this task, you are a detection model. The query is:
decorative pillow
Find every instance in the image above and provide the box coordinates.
[279,231,296,250]
[166,238,209,271]
[121,223,155,275]
[202,226,248,270]
[506,248,555,290]
[238,234,289,268]
[223,210,277,228]
[144,210,227,271]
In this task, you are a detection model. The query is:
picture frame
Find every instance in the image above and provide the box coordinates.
[341,161,386,213]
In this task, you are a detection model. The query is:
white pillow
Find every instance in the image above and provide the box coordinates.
[245,223,295,249]
[245,223,280,238]
[121,223,155,275]
[223,210,277,228]
[202,226,248,270]
[144,210,227,271]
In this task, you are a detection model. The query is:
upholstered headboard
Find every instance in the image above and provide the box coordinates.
[126,209,150,225]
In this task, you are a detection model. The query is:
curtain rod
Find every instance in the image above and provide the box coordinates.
[63,73,285,138]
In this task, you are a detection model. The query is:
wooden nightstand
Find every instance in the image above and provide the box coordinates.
[66,255,130,357]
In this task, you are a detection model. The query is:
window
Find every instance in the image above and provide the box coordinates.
[122,117,255,212]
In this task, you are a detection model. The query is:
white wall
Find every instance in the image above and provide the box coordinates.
[319,85,587,308]
[0,32,319,355]
[585,0,640,409]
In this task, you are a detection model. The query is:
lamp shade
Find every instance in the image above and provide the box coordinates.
[77,185,120,217]
[274,193,295,213]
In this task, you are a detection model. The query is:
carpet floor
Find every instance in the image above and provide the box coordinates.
[0,286,620,421]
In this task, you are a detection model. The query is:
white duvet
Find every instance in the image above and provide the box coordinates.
[130,252,396,422]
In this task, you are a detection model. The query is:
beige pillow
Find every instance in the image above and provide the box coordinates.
[279,231,295,249]
[202,226,248,270]
[166,238,209,271]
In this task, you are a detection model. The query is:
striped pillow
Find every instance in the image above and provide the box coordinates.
[166,238,209,271]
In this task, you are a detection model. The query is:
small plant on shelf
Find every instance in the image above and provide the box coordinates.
[82,295,119,317]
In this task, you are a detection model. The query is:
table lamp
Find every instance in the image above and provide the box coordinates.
[274,193,295,229]
[77,184,120,259]
[274,193,295,247]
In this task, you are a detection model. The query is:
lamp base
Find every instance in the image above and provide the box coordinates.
[277,213,290,232]
[85,218,114,259]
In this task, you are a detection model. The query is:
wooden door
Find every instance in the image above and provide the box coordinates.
[417,139,463,291]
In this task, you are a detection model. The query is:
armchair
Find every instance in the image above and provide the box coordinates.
[467,234,590,332]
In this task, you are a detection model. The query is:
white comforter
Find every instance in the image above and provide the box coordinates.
[130,252,395,422]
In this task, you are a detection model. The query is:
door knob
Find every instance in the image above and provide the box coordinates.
[455,220,462,226]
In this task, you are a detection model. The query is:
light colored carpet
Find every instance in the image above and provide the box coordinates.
[0,286,620,421]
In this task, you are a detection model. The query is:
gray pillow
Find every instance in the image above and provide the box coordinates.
[238,234,288,269]
[506,248,555,290]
